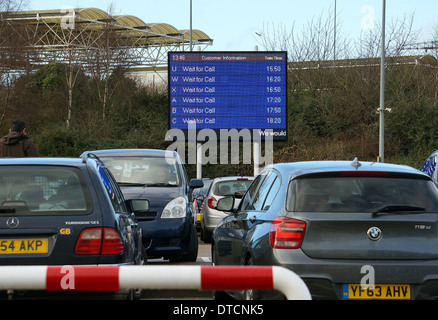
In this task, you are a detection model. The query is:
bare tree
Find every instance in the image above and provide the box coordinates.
[256,6,351,62]
[356,13,420,58]
[0,0,29,126]
[84,4,138,121]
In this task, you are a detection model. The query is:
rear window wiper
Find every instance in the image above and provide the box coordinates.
[0,208,16,214]
[372,205,426,216]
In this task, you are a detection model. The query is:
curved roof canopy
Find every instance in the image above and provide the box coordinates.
[1,7,213,68]
[6,7,212,45]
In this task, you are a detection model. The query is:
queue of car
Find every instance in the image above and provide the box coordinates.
[211,158,438,300]
[199,176,254,243]
[80,149,203,263]
[0,154,150,299]
[191,178,212,231]
[2,148,438,300]
[0,148,206,299]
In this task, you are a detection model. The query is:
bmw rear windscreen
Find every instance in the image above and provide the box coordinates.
[288,175,438,212]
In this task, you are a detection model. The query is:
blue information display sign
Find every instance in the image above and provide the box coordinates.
[168,52,287,141]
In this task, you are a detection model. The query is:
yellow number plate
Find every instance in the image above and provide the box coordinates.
[0,239,48,254]
[343,284,411,300]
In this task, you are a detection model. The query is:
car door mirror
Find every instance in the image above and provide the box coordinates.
[189,179,204,189]
[128,199,150,213]
[234,190,246,199]
[216,196,234,212]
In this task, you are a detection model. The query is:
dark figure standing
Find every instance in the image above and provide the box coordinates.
[0,120,39,157]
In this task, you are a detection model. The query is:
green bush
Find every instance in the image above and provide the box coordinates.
[1,60,437,178]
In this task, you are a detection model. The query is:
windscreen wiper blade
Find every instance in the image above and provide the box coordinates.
[144,183,177,187]
[118,182,177,187]
[372,205,426,216]
[117,182,148,187]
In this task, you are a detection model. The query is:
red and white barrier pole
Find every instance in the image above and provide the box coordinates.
[0,265,311,300]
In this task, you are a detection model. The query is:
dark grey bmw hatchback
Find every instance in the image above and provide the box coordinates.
[0,155,148,299]
[212,159,438,300]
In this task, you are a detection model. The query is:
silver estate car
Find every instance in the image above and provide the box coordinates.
[212,159,438,300]
[200,176,253,243]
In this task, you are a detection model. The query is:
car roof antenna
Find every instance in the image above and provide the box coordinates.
[351,157,362,170]
[81,152,104,164]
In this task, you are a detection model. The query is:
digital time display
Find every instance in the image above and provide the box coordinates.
[168,52,287,141]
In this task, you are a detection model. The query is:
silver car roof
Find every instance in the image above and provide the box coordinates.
[263,160,428,181]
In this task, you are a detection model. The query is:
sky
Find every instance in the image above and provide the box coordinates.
[25,0,438,53]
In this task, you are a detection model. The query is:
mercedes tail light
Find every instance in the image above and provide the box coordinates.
[75,228,124,255]
[101,228,125,255]
[270,217,306,249]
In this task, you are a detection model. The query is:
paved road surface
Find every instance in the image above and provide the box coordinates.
[142,236,213,299]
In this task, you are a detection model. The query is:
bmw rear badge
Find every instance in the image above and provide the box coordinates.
[367,226,382,241]
[6,217,19,229]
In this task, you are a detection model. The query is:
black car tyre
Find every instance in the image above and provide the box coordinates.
[202,226,212,243]
[130,245,147,300]
[183,224,198,262]
[243,258,263,300]
[211,243,234,300]
[169,224,198,262]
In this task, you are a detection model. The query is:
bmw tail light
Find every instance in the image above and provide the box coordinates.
[75,228,124,255]
[270,217,306,249]
[207,196,217,209]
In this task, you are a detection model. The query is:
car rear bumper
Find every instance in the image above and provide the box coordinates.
[269,249,438,300]
[139,218,190,259]
[297,278,438,300]
[204,212,227,231]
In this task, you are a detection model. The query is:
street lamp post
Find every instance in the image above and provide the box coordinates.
[378,0,386,162]
[189,0,193,52]
[334,0,336,65]
[190,0,202,178]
